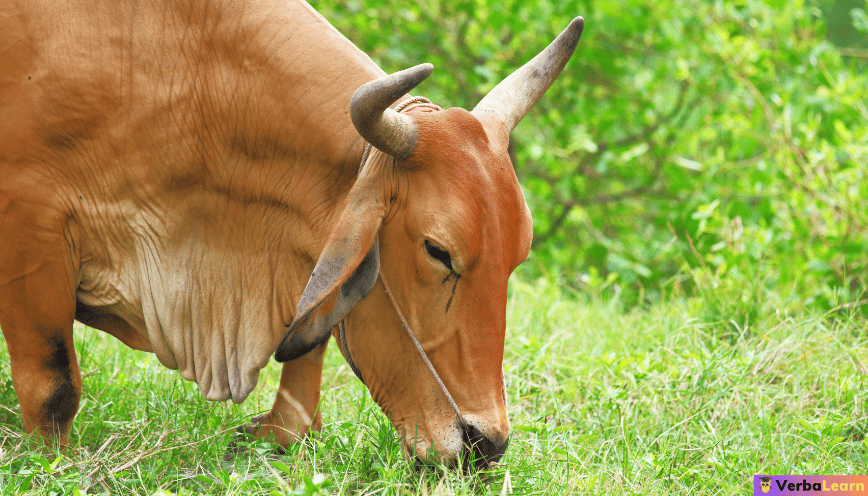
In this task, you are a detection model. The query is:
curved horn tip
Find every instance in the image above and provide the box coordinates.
[557,16,585,49]
[570,16,585,32]
[391,63,434,97]
[566,16,585,43]
[410,62,434,79]
[473,16,586,133]
[350,63,434,111]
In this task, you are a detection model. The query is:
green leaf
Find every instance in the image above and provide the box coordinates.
[270,460,294,477]
[31,455,51,474]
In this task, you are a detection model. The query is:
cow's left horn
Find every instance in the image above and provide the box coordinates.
[474,17,584,133]
[350,63,433,161]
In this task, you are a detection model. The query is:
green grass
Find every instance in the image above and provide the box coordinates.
[1,276,867,495]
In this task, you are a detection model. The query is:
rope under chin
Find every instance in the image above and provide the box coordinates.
[339,95,467,426]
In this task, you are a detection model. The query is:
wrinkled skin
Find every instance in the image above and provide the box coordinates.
[0,0,573,467]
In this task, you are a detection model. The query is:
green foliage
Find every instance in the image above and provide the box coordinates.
[316,0,868,312]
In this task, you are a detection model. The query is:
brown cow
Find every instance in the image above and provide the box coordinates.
[0,0,582,468]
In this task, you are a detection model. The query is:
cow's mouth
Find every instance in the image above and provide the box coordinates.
[406,421,509,473]
[460,422,509,471]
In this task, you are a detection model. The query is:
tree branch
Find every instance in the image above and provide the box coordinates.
[597,80,692,155]
[840,47,868,59]
[531,185,665,247]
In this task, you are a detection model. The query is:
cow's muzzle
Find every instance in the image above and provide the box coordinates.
[410,422,509,472]
[461,422,509,470]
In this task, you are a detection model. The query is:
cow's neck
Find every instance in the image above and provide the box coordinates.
[179,0,404,257]
[49,0,414,401]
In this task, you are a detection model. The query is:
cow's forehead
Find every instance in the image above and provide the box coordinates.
[403,106,533,269]
[409,106,515,196]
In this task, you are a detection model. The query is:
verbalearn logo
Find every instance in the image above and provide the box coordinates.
[754,475,868,495]
[773,479,864,492]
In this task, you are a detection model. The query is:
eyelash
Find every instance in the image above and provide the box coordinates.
[424,240,453,271]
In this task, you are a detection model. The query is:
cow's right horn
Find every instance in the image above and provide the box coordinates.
[474,17,584,134]
[350,63,433,162]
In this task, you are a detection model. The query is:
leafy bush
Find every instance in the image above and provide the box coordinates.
[316,0,868,313]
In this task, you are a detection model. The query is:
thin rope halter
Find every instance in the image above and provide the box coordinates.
[338,96,468,427]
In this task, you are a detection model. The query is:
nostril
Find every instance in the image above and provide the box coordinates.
[461,423,509,470]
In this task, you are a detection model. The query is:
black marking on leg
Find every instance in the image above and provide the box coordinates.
[41,335,77,429]
[44,335,71,374]
[42,378,76,428]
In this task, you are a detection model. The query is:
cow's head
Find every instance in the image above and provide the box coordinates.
[275,17,583,469]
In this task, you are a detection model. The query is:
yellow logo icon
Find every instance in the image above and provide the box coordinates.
[760,477,772,494]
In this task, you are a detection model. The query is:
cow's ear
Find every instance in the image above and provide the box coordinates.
[274,172,386,362]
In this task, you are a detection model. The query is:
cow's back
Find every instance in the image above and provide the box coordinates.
[1,0,380,186]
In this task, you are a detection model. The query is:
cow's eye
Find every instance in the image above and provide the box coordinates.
[424,240,453,271]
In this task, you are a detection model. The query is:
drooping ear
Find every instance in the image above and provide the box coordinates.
[274,175,386,362]
[276,63,432,362]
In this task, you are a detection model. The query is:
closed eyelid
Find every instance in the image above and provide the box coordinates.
[424,239,453,271]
